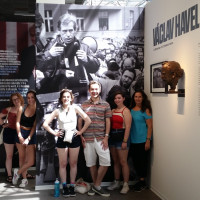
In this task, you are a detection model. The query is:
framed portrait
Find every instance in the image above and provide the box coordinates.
[150,62,166,93]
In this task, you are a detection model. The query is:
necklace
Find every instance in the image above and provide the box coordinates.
[116,105,125,110]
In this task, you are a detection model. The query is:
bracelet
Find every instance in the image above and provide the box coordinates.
[146,137,151,141]
[123,139,127,143]
[105,134,109,137]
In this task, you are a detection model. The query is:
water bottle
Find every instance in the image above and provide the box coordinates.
[54,178,60,197]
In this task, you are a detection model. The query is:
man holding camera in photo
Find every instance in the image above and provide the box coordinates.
[37,13,99,103]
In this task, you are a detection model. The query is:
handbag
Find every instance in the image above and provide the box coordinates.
[0,107,11,145]
[75,178,91,194]
[109,129,125,142]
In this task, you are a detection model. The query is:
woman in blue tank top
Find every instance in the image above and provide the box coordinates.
[130,90,153,192]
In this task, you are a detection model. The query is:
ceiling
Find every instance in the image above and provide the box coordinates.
[0,0,150,22]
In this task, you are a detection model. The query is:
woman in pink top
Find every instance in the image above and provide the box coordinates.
[107,89,132,194]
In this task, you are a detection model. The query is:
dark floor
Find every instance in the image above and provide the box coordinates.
[0,172,161,200]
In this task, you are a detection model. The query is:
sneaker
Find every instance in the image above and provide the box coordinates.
[19,178,28,188]
[69,186,76,197]
[92,186,110,197]
[12,168,20,185]
[88,187,95,196]
[107,180,120,191]
[134,181,146,192]
[120,182,129,194]
[63,186,70,197]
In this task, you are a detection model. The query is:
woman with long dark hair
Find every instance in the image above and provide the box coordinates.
[12,90,37,187]
[130,90,153,192]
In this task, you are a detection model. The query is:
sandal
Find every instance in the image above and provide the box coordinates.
[26,173,35,179]
[6,176,12,183]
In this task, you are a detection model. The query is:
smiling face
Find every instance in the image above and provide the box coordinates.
[61,92,72,106]
[12,95,21,107]
[27,92,36,106]
[114,94,125,107]
[134,92,143,106]
[89,83,101,99]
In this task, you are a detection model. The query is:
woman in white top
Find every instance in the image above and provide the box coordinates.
[43,89,91,197]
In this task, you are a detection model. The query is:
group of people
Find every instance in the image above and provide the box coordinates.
[42,80,152,197]
[0,90,36,187]
[0,81,152,196]
[32,10,143,106]
[0,10,150,197]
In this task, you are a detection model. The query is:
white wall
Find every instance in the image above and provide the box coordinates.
[145,0,200,200]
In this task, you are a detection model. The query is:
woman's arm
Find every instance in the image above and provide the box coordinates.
[23,119,36,145]
[16,106,24,144]
[121,108,132,149]
[123,108,132,141]
[75,106,91,135]
[145,108,153,151]
[42,109,60,137]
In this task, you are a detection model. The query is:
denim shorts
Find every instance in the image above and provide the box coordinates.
[109,129,130,149]
[56,135,81,148]
[3,128,17,144]
[15,128,36,145]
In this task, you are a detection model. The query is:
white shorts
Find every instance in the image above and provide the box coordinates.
[84,138,111,167]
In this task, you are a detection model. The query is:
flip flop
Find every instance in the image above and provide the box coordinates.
[6,176,12,183]
[26,173,35,179]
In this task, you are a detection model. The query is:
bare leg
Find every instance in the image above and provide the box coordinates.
[18,145,35,179]
[4,143,14,176]
[94,166,108,187]
[57,148,68,183]
[89,165,98,184]
[110,147,121,180]
[69,147,80,183]
[118,149,129,182]
[16,143,26,169]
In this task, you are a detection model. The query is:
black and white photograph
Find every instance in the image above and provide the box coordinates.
[150,62,166,93]
[35,3,144,186]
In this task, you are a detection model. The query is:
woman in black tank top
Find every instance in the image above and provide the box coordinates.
[12,90,36,188]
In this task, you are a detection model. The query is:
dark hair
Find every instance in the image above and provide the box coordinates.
[106,85,131,109]
[27,90,36,99]
[9,92,24,107]
[122,68,136,79]
[130,90,152,114]
[107,60,119,71]
[59,89,74,105]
